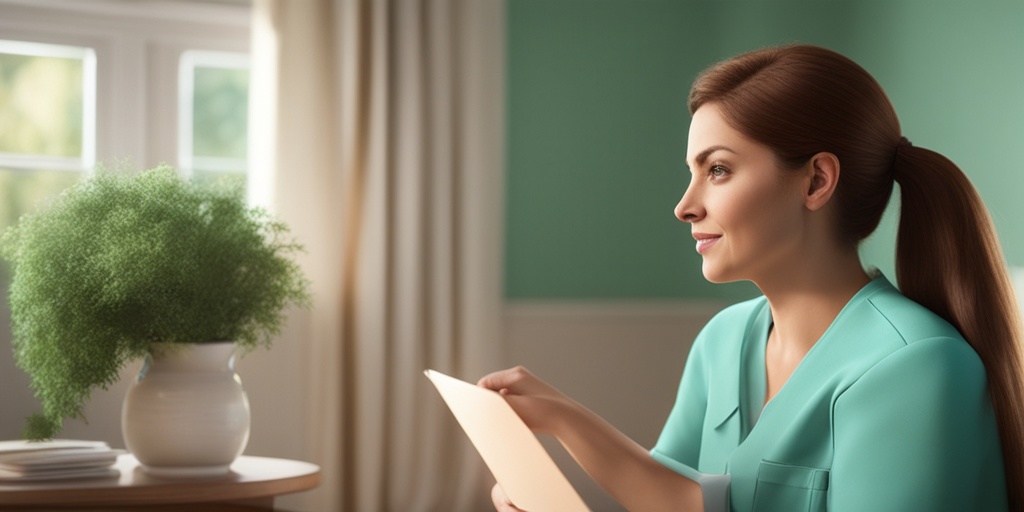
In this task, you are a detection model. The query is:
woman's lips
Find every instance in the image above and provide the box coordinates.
[693,233,721,255]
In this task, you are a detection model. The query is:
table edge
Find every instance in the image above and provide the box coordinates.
[0,455,321,507]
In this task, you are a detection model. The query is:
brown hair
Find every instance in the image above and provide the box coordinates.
[690,44,1024,507]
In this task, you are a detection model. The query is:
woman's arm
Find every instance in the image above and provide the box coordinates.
[478,366,704,512]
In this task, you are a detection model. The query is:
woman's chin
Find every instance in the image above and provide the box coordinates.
[701,270,730,284]
[701,264,741,285]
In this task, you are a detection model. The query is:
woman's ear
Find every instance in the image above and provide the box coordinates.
[804,152,840,211]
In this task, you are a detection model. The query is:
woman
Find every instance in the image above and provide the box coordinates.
[480,44,1024,511]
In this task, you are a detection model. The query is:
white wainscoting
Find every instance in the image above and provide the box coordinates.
[502,300,725,512]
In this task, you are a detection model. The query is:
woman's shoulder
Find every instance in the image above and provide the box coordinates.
[858,280,965,346]
[838,280,986,384]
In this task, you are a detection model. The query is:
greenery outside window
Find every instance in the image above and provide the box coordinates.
[178,50,250,190]
[0,39,96,172]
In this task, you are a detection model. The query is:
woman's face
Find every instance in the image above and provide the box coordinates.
[676,103,809,284]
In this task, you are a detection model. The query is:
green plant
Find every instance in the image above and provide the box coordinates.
[0,166,310,440]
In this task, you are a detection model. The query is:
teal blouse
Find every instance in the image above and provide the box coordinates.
[651,276,1008,511]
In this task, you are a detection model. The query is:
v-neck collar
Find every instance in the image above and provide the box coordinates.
[739,275,894,439]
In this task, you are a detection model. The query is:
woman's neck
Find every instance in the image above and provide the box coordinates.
[759,251,872,357]
[758,250,870,405]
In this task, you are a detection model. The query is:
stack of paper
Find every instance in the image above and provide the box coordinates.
[0,439,122,482]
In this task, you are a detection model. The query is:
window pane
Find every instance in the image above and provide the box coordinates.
[193,66,248,160]
[179,50,248,183]
[0,41,91,160]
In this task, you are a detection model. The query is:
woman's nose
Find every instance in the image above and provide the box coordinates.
[675,184,704,223]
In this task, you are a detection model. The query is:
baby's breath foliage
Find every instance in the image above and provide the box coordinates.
[0,166,310,440]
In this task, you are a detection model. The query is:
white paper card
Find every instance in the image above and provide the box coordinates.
[425,369,590,512]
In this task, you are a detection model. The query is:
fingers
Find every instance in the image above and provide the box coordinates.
[491,483,526,512]
[491,482,508,508]
[477,368,564,433]
[477,366,570,434]
[477,365,529,390]
[477,365,540,394]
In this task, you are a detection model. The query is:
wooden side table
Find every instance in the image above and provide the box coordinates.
[0,454,320,510]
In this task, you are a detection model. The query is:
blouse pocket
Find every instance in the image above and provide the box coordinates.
[752,460,829,512]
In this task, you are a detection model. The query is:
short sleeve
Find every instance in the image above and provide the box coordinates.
[830,338,1007,511]
[652,447,731,512]
[651,328,710,468]
[650,331,731,512]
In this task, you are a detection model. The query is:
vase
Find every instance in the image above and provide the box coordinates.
[122,341,251,477]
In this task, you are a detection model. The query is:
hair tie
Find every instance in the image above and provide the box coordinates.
[892,136,912,180]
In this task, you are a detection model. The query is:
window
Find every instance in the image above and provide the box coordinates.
[0,0,251,283]
[0,39,96,248]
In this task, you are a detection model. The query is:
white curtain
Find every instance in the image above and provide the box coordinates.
[249,0,505,510]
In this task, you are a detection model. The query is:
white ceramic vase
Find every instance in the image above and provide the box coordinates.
[122,341,251,478]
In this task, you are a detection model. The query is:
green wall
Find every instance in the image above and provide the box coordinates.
[505,0,1024,301]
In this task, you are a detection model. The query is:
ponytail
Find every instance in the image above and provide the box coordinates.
[894,143,1024,509]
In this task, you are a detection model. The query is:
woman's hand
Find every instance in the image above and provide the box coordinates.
[479,366,704,511]
[491,483,526,511]
[477,366,577,435]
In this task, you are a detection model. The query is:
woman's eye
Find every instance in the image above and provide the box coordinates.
[709,165,728,178]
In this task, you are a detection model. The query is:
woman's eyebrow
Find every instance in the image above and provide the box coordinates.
[687,145,737,169]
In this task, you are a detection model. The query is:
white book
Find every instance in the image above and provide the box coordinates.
[0,439,110,456]
[0,449,121,470]
[0,440,121,481]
